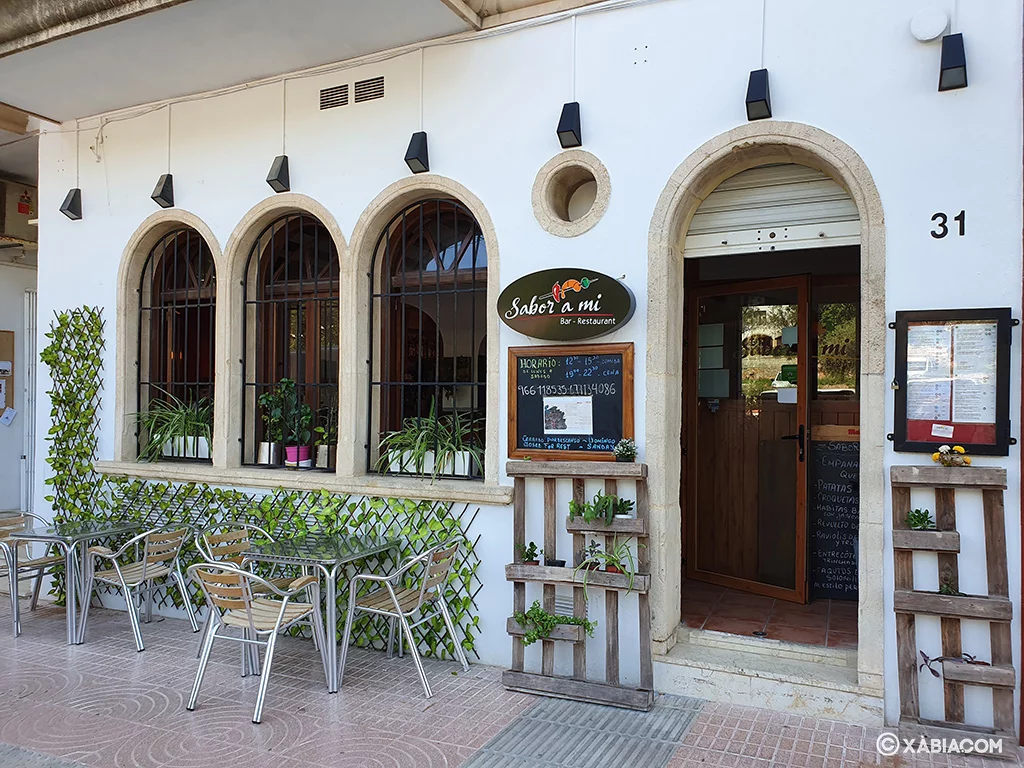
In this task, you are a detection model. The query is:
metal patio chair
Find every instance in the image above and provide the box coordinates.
[194,522,299,658]
[0,513,63,636]
[338,542,469,698]
[80,526,199,650]
[187,563,328,724]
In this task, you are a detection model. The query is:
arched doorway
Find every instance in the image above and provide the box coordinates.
[645,122,885,711]
[682,163,860,635]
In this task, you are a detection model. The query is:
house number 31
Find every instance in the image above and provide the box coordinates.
[931,210,966,239]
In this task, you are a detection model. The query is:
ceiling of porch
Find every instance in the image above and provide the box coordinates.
[0,0,474,122]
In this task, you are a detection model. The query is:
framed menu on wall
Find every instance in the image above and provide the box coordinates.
[508,343,634,460]
[893,308,1014,455]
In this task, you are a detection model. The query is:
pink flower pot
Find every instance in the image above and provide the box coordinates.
[285,445,312,468]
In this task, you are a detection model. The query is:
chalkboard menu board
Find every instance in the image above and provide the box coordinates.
[508,343,634,460]
[809,440,859,600]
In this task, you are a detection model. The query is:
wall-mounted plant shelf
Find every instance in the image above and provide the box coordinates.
[890,465,1015,744]
[891,529,961,552]
[503,670,653,711]
[504,460,653,711]
[940,661,1016,689]
[504,563,650,593]
[893,590,1012,621]
[505,617,587,643]
[565,516,647,536]
[506,460,647,479]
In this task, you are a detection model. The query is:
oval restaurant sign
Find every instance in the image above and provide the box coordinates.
[497,268,635,341]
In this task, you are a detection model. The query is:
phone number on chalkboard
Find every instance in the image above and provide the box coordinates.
[517,383,618,397]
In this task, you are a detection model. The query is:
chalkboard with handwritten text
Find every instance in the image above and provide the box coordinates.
[809,440,859,600]
[508,343,634,461]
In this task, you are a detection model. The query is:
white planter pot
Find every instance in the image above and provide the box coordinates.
[386,450,479,477]
[163,436,210,460]
[389,450,434,475]
[258,442,279,465]
[315,444,337,469]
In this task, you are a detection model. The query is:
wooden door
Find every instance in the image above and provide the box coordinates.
[685,276,810,602]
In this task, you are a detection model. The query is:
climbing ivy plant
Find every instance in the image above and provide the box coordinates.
[40,306,482,659]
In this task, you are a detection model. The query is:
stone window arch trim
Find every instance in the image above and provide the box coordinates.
[115,209,224,464]
[345,174,501,486]
[644,122,886,696]
[221,194,348,470]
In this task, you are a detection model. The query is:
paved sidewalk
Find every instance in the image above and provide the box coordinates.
[0,605,1018,767]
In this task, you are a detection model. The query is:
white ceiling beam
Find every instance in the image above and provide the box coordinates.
[438,0,482,29]
[0,104,29,135]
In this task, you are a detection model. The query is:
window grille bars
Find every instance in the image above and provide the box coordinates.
[137,228,216,462]
[242,214,340,469]
[368,199,487,480]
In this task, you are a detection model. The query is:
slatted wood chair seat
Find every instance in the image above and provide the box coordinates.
[0,512,63,634]
[221,598,316,631]
[355,586,424,614]
[92,560,171,586]
[80,527,198,651]
[193,522,304,659]
[186,564,328,724]
[339,542,469,699]
[0,553,63,572]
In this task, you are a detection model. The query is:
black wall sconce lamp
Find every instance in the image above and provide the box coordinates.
[938,33,967,91]
[405,132,429,174]
[59,188,82,220]
[556,102,582,148]
[745,69,772,120]
[266,155,290,192]
[151,174,174,208]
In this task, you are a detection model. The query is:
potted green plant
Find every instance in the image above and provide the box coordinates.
[613,438,637,462]
[259,378,313,468]
[512,600,596,646]
[256,384,286,465]
[516,541,540,565]
[377,400,484,480]
[568,491,634,526]
[132,389,213,462]
[573,538,642,600]
[543,549,566,568]
[314,400,338,469]
[906,508,936,530]
[436,407,484,478]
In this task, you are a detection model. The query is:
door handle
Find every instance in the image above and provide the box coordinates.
[781,424,805,462]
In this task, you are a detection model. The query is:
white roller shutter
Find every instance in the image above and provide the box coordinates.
[683,164,860,258]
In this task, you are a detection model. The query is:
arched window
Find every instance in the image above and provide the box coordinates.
[242,213,339,469]
[368,199,487,479]
[137,228,216,462]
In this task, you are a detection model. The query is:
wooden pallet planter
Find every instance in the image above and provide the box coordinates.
[891,465,1016,750]
[504,460,654,711]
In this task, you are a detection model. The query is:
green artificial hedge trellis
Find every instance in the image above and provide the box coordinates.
[41,306,482,659]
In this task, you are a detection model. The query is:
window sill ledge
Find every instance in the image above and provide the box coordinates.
[93,460,514,506]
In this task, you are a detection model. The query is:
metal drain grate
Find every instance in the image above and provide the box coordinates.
[462,694,705,767]
[0,743,86,768]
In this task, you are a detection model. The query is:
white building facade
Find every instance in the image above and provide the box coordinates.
[13,0,1024,736]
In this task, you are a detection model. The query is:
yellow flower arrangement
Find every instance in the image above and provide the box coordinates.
[932,444,971,468]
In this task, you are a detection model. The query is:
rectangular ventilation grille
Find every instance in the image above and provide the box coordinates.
[354,76,385,103]
[319,84,349,110]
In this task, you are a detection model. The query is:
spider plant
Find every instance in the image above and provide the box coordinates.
[132,388,213,462]
[572,537,642,601]
[377,400,484,480]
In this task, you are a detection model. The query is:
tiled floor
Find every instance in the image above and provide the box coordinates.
[0,603,1018,767]
[681,579,858,649]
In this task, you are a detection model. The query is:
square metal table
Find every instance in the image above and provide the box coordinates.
[243,532,400,692]
[9,520,142,644]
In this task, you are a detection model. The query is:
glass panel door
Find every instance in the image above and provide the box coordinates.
[686,276,809,602]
